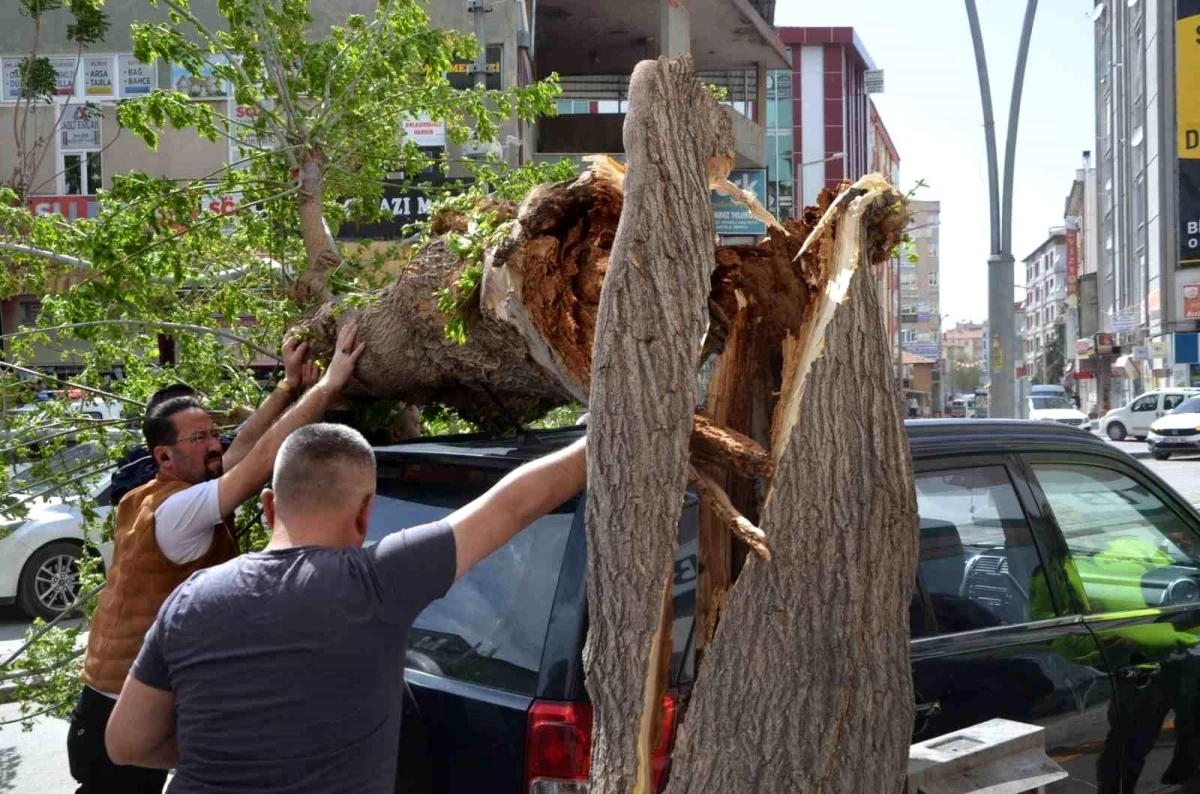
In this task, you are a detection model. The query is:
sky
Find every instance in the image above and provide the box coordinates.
[774,0,1096,328]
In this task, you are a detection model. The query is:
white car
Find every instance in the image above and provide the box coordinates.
[1100,388,1200,441]
[1028,395,1092,432]
[1,444,115,620]
[1147,394,1200,460]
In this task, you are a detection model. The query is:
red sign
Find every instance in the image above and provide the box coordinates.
[1066,228,1079,298]
[1184,284,1200,320]
[26,195,98,221]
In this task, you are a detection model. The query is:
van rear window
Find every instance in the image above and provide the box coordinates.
[370,475,575,696]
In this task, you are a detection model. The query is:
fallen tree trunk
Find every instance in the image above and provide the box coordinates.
[295,54,914,791]
[301,153,817,431]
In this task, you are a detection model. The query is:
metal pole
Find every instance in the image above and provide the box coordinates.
[964,0,1037,417]
[468,0,489,91]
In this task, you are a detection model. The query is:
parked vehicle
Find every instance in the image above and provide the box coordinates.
[1,443,115,620]
[948,396,976,419]
[1100,388,1200,441]
[1147,394,1200,460]
[378,421,1200,793]
[1028,394,1092,432]
[1030,384,1068,399]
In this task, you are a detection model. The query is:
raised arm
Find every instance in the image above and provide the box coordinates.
[446,435,587,580]
[222,338,319,470]
[216,321,365,517]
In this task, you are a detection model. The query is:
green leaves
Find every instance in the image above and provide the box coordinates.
[15,57,57,102]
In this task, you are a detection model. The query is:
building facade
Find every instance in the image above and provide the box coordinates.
[902,200,942,411]
[1092,0,1200,409]
[763,27,880,218]
[869,100,902,379]
[1,0,788,370]
[1021,228,1069,385]
[1064,163,1103,414]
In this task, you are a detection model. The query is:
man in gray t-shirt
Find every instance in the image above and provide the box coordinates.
[105,423,587,793]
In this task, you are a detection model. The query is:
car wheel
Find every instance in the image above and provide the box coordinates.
[1153,450,1173,461]
[1107,422,1127,441]
[16,542,83,621]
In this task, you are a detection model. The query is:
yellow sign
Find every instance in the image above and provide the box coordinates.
[1179,2,1200,264]
[1180,5,1200,160]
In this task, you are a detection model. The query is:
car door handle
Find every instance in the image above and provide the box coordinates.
[915,701,942,719]
[1116,662,1161,682]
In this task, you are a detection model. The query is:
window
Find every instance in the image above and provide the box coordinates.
[915,466,1045,633]
[371,475,577,695]
[62,151,102,195]
[19,301,41,325]
[374,469,698,693]
[1131,394,1159,413]
[1032,463,1200,613]
[928,272,938,288]
[1164,394,1187,412]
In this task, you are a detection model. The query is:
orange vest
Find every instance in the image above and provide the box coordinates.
[81,477,236,694]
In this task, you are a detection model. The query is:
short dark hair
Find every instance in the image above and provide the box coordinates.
[143,396,205,451]
[147,384,197,412]
[272,424,376,515]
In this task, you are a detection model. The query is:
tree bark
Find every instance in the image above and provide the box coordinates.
[582,55,733,794]
[663,178,918,794]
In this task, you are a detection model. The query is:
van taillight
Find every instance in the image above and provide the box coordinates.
[525,696,677,794]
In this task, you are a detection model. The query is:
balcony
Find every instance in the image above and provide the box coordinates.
[538,71,765,167]
[533,0,787,169]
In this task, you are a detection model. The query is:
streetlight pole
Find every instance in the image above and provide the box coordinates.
[964,0,1037,418]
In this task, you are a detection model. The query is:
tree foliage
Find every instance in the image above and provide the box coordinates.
[0,0,565,725]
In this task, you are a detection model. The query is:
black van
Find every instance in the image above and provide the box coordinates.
[374,420,1200,793]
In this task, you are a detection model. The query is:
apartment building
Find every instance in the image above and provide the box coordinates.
[1021,228,1069,384]
[900,200,942,411]
[1092,0,1200,406]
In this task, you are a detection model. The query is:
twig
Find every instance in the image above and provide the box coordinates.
[312,0,397,134]
[0,585,102,671]
[3,465,115,512]
[0,242,90,269]
[0,647,85,684]
[0,320,283,362]
[0,697,74,727]
[0,361,144,407]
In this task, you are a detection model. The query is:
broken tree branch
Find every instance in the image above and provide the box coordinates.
[686,464,770,562]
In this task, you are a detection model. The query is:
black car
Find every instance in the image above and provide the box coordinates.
[372,420,1200,793]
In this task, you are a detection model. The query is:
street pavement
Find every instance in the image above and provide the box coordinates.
[0,700,73,794]
[0,440,1197,787]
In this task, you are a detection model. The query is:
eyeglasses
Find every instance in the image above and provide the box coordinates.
[175,429,222,444]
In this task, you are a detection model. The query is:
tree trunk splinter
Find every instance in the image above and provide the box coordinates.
[582,54,734,794]
[664,174,916,794]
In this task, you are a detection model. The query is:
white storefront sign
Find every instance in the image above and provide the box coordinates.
[83,55,115,97]
[119,55,155,97]
[401,113,447,148]
[60,106,101,151]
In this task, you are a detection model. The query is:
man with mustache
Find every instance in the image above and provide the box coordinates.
[67,322,366,794]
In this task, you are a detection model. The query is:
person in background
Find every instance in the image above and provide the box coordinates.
[67,324,364,794]
[105,422,587,793]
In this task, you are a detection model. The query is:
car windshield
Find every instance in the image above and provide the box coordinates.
[1031,396,1073,410]
[1173,396,1200,414]
[6,441,110,496]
